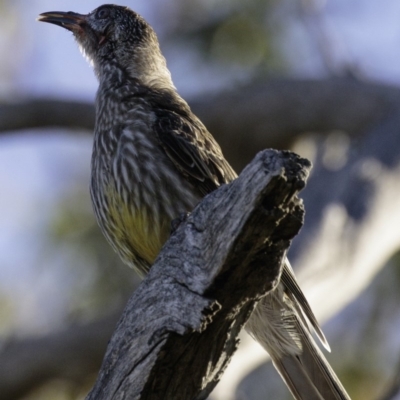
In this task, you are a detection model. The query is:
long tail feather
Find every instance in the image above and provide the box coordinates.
[246,260,351,400]
[271,318,350,400]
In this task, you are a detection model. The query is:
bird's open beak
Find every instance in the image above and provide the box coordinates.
[37,11,87,32]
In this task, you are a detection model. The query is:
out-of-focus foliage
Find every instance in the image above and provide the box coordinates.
[0,1,31,96]
[164,0,285,77]
[22,378,91,400]
[48,184,139,321]
[0,293,14,336]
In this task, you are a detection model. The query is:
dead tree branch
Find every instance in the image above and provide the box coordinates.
[84,150,310,400]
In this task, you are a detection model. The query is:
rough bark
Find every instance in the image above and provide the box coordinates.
[84,150,309,400]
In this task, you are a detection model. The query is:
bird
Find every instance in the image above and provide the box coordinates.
[38,5,351,399]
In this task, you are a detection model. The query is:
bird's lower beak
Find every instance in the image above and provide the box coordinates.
[37,11,86,32]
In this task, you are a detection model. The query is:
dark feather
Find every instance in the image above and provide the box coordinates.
[149,89,237,196]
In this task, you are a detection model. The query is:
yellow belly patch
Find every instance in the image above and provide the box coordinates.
[106,192,170,266]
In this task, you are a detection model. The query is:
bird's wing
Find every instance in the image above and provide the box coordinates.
[153,106,237,196]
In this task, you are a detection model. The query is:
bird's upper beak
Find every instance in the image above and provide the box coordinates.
[37,11,87,32]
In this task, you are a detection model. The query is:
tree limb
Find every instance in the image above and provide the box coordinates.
[2,78,400,170]
[85,150,310,400]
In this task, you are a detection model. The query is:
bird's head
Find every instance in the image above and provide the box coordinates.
[38,4,173,88]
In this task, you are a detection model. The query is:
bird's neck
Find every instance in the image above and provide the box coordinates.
[129,48,175,91]
[94,61,186,139]
[96,48,175,92]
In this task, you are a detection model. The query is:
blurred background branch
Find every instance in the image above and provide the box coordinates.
[2,78,400,170]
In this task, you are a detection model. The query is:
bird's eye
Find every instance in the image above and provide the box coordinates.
[96,8,110,19]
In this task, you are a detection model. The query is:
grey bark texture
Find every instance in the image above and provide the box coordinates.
[85,150,310,400]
